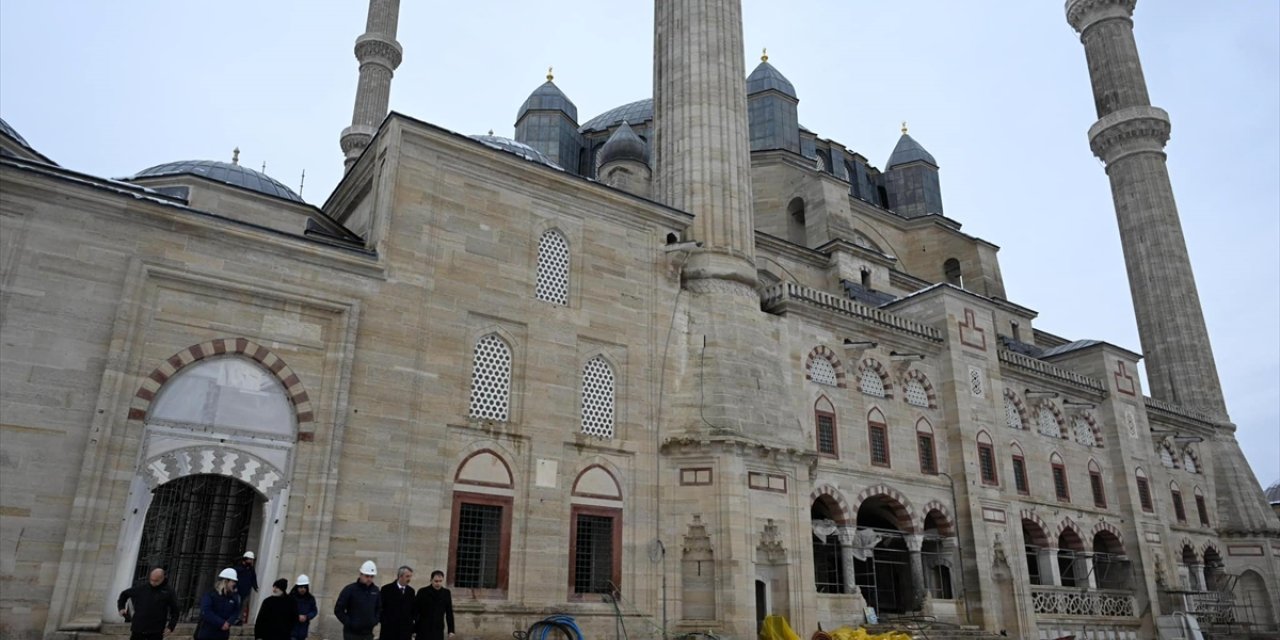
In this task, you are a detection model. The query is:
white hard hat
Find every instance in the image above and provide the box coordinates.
[359,560,378,576]
[296,574,310,586]
[243,551,256,560]
[218,568,238,580]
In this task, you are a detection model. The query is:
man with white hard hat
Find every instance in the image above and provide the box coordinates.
[233,551,258,624]
[334,560,382,640]
[290,574,319,639]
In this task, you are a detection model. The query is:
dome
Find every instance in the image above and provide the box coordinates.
[0,117,33,149]
[746,61,796,99]
[596,121,648,168]
[133,160,304,202]
[886,133,937,168]
[580,98,653,133]
[517,80,578,123]
[469,134,563,170]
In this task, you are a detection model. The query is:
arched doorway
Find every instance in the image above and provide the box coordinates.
[135,474,261,621]
[921,510,954,600]
[854,495,915,614]
[1237,570,1276,628]
[811,496,846,594]
[1091,530,1129,590]
[1179,544,1200,591]
[1201,545,1224,591]
[1022,519,1050,586]
[1057,529,1086,588]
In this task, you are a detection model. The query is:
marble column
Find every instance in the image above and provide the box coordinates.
[907,533,927,610]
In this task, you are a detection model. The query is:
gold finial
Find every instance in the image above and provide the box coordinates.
[231,147,240,165]
[488,129,494,136]
[546,66,554,82]
[901,121,908,135]
[761,48,768,62]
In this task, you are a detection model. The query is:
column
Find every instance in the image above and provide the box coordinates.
[907,534,927,610]
[1043,547,1063,587]
[838,526,858,595]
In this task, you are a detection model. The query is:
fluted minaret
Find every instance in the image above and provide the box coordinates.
[1066,0,1226,419]
[340,0,402,171]
[653,0,756,288]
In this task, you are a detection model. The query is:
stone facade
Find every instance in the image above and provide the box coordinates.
[1,1,1277,640]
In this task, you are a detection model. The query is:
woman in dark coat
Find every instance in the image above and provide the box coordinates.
[254,579,298,640]
[413,571,455,640]
[196,569,242,640]
[290,575,319,639]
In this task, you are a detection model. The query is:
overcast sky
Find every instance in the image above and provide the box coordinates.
[1,1,1276,485]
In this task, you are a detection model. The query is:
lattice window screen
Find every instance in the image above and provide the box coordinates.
[809,357,838,387]
[469,335,512,421]
[1073,417,1097,447]
[536,230,570,305]
[1005,396,1024,430]
[1037,407,1060,438]
[859,368,885,398]
[580,357,615,438]
[905,378,929,407]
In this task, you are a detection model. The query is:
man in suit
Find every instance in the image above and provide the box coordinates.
[378,565,415,640]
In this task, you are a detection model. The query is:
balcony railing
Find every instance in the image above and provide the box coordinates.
[1160,589,1236,625]
[1031,585,1137,617]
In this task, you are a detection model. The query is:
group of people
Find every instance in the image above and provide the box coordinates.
[333,562,456,640]
[116,552,453,640]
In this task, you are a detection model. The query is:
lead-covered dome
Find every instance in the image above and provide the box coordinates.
[517,80,578,122]
[746,60,796,98]
[133,160,303,202]
[886,133,937,168]
[470,134,563,170]
[596,121,648,168]
[580,98,653,133]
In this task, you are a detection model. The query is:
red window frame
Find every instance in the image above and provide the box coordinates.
[1136,476,1153,512]
[978,442,998,486]
[1089,470,1107,508]
[816,409,838,458]
[568,505,623,600]
[448,492,512,599]
[868,421,890,467]
[1171,489,1186,523]
[1052,463,1070,502]
[917,433,937,475]
[1012,456,1029,495]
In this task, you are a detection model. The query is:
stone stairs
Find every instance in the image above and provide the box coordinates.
[51,622,256,639]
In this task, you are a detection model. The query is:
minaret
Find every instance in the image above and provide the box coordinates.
[340,0,402,170]
[653,0,756,288]
[1066,0,1226,419]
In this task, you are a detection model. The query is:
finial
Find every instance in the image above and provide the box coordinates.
[488,129,494,136]
[901,121,908,135]
[231,147,240,165]
[261,161,267,173]
[546,66,554,82]
[298,169,305,197]
[761,48,768,62]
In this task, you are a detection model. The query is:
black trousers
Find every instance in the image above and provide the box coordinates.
[130,631,165,640]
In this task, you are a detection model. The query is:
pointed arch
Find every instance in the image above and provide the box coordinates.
[536,228,570,305]
[454,449,515,490]
[1090,521,1125,548]
[571,464,623,501]
[810,484,852,524]
[852,484,919,533]
[1034,400,1066,438]
[921,500,954,536]
[858,358,894,399]
[1020,510,1051,546]
[1003,387,1028,430]
[805,345,846,388]
[815,396,839,457]
[1182,446,1201,474]
[902,369,936,409]
[128,338,314,428]
[1070,412,1103,448]
[1158,438,1178,468]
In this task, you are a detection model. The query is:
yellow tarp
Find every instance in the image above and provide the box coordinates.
[827,626,913,640]
[759,615,802,640]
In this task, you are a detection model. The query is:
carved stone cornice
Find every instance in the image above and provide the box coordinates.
[1065,0,1136,35]
[354,34,403,71]
[1088,105,1171,165]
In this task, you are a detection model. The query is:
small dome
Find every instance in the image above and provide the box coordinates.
[596,121,648,168]
[580,98,653,133]
[886,133,937,169]
[469,134,563,170]
[517,80,578,123]
[0,117,33,149]
[746,61,797,99]
[133,160,303,202]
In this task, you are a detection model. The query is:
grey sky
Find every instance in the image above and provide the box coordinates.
[2,1,1276,485]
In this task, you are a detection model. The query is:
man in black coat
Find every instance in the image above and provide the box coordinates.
[378,566,415,640]
[254,578,299,640]
[117,567,180,640]
[412,571,454,640]
[335,561,382,640]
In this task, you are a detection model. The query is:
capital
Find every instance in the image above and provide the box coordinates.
[1087,105,1171,165]
[1066,0,1136,35]
[354,34,403,71]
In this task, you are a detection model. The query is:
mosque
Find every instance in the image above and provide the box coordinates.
[1,0,1277,638]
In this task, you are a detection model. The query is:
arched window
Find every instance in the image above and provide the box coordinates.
[977,431,997,486]
[1011,443,1029,495]
[450,450,515,596]
[1135,467,1153,512]
[1050,452,1070,502]
[811,497,846,593]
[536,229,570,305]
[1036,403,1062,438]
[1072,415,1097,447]
[1023,518,1050,586]
[916,418,937,475]
[570,466,623,598]
[810,356,838,387]
[867,408,890,467]
[1170,481,1187,523]
[1182,448,1199,474]
[149,357,294,436]
[469,334,512,421]
[1088,459,1107,508]
[815,396,838,458]
[860,366,886,398]
[905,376,930,408]
[943,258,962,287]
[787,197,807,246]
[1004,390,1026,430]
[1193,487,1210,527]
[1159,441,1176,468]
[580,357,615,438]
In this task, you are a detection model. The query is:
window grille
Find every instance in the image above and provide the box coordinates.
[1073,417,1097,447]
[869,424,889,466]
[969,367,985,397]
[1037,407,1060,438]
[468,335,512,421]
[1005,395,1024,430]
[816,412,837,456]
[812,529,845,593]
[1159,445,1175,468]
[580,357,615,438]
[1171,490,1186,522]
[455,502,503,589]
[1052,465,1070,501]
[1137,476,1153,512]
[1012,457,1029,495]
[536,230,569,305]
[1182,451,1198,474]
[1195,494,1209,526]
[573,514,615,594]
[978,444,998,485]
[1090,472,1107,508]
[859,368,885,397]
[810,357,838,387]
[905,378,929,407]
[917,434,936,474]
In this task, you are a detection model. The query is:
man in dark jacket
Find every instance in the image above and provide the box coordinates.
[334,561,382,640]
[254,578,298,640]
[378,565,415,640]
[234,551,259,624]
[117,567,180,640]
[412,570,455,640]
